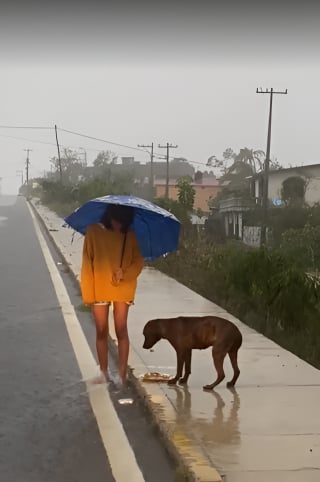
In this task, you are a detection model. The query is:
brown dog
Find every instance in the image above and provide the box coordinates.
[143,316,242,390]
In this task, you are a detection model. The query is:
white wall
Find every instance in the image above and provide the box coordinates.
[256,165,320,206]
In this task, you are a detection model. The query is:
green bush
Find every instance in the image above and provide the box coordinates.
[39,174,133,217]
[280,224,320,272]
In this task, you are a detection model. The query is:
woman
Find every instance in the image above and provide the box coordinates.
[81,204,144,385]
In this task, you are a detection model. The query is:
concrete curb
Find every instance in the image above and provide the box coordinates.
[29,199,223,482]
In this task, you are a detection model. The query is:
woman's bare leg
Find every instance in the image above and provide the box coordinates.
[113,302,130,383]
[92,304,109,380]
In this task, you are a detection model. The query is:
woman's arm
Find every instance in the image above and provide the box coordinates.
[122,233,144,282]
[80,227,96,304]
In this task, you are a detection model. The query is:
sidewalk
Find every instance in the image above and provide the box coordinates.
[31,199,320,482]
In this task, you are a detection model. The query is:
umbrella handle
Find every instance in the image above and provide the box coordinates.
[120,232,127,268]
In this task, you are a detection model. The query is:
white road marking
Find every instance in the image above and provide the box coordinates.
[28,203,145,482]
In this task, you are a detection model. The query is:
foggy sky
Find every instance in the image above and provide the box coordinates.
[1,1,320,193]
[1,1,320,64]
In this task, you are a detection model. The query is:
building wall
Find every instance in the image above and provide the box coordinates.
[243,226,261,247]
[155,184,221,212]
[255,165,320,206]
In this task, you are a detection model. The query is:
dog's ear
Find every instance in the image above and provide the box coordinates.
[144,319,159,333]
[155,319,168,337]
[146,318,163,336]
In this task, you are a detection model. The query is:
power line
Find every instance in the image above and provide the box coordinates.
[0,125,53,130]
[0,131,159,171]
[0,133,58,147]
[152,152,210,168]
[0,124,213,170]
[58,127,147,154]
[0,124,147,154]
[172,158,210,168]
[0,133,121,155]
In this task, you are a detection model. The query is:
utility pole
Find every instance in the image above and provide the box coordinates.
[24,149,32,184]
[138,142,154,199]
[158,143,178,198]
[256,87,287,245]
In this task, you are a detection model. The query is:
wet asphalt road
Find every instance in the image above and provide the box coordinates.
[0,196,176,482]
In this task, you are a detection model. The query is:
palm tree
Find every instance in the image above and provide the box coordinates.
[235,148,265,173]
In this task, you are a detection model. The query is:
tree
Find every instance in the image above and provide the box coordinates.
[235,148,265,173]
[270,157,282,170]
[153,197,189,224]
[207,147,267,175]
[93,150,117,168]
[50,148,86,182]
[176,176,195,213]
[207,148,236,175]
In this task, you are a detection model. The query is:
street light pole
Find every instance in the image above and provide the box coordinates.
[256,87,287,245]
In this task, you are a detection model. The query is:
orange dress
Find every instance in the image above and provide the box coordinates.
[80,224,144,304]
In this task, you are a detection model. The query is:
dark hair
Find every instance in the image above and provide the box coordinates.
[100,204,134,233]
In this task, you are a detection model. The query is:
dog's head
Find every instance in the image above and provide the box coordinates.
[143,319,163,349]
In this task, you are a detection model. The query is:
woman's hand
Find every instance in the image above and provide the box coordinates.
[115,268,124,281]
[112,268,124,285]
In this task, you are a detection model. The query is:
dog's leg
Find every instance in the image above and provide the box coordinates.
[168,350,184,385]
[203,349,226,391]
[179,349,192,385]
[226,349,240,387]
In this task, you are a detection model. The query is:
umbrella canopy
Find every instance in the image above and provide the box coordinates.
[64,194,181,260]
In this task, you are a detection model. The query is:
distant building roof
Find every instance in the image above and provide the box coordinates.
[252,163,320,178]
[154,177,219,187]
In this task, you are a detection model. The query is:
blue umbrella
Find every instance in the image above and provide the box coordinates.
[64,194,181,260]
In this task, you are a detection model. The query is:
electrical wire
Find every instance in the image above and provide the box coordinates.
[0,125,53,130]
[58,127,148,154]
[0,133,57,147]
[0,124,212,169]
[0,124,148,155]
[0,133,114,154]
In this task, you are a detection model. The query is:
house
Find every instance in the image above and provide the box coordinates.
[154,175,221,213]
[219,163,320,243]
[253,163,320,206]
[219,196,254,239]
[217,161,255,239]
